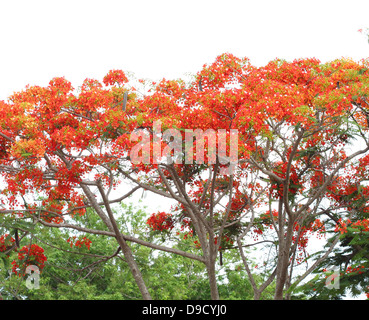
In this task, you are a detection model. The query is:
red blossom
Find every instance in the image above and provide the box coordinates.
[103,69,129,86]
[11,244,47,276]
[146,211,174,232]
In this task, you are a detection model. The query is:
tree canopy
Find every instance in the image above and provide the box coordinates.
[1,53,369,300]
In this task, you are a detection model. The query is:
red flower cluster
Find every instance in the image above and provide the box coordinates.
[0,234,15,255]
[67,236,92,250]
[346,265,366,275]
[251,211,326,265]
[270,162,301,198]
[11,244,47,275]
[176,217,195,240]
[147,211,174,232]
[214,234,234,249]
[292,218,326,264]
[335,218,369,235]
[335,218,350,234]
[103,69,129,86]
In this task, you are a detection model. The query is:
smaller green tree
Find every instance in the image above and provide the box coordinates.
[1,202,267,300]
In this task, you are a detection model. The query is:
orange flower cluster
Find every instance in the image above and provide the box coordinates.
[103,69,129,86]
[335,218,369,234]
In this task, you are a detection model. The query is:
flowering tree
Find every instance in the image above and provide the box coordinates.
[1,54,369,300]
[290,28,369,300]
[130,54,369,299]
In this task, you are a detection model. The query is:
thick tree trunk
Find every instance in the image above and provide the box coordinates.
[274,220,294,300]
[254,291,261,300]
[82,183,152,300]
[114,232,152,300]
[206,259,220,300]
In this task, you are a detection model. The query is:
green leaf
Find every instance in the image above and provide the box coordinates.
[21,152,32,157]
[0,254,11,272]
[12,220,35,232]
[358,68,368,75]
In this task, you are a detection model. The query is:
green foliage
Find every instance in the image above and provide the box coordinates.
[295,220,369,300]
[0,202,266,300]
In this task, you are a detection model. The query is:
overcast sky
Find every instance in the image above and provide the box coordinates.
[0,0,368,99]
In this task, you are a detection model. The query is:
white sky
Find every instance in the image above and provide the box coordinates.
[0,0,368,99]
